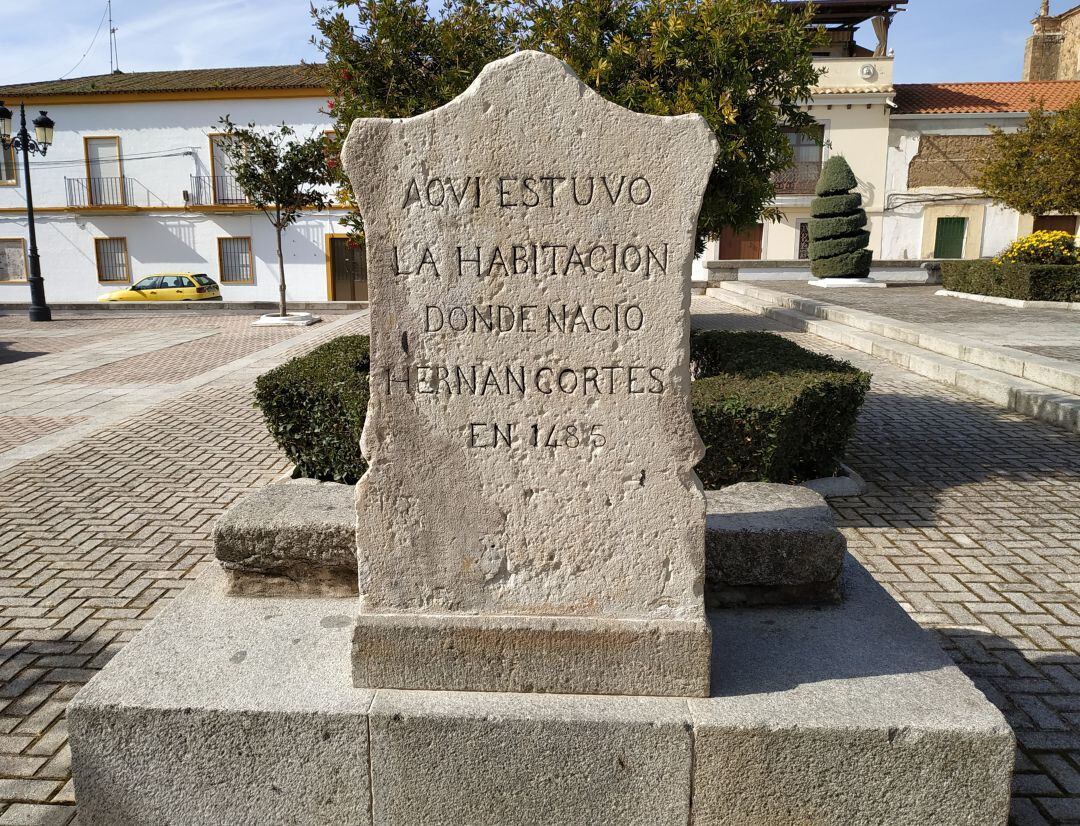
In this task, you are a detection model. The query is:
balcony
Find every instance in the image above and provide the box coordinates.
[772,161,824,196]
[187,175,250,207]
[64,176,168,209]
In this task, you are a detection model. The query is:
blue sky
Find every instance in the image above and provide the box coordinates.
[0,0,1060,86]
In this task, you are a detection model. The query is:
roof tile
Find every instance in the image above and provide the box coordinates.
[894,81,1080,115]
[0,64,325,99]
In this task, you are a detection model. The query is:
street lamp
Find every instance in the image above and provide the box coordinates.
[0,102,55,322]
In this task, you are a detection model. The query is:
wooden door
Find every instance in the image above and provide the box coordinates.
[330,237,368,301]
[1033,215,1078,234]
[716,224,763,260]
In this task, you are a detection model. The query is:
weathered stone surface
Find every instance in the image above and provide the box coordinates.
[353,613,710,696]
[213,479,357,596]
[368,690,693,825]
[341,51,717,695]
[68,561,1012,825]
[692,559,1015,825]
[68,565,373,826]
[705,483,844,607]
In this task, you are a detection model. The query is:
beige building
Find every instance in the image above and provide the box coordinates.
[702,0,904,270]
[1024,1,1080,81]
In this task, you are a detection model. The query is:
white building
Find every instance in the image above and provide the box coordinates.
[0,65,366,305]
[883,80,1080,261]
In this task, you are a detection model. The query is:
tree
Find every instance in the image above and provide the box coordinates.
[978,100,1080,218]
[312,0,824,246]
[216,117,333,317]
[808,156,871,279]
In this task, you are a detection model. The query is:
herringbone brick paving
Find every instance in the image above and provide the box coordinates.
[696,298,1080,825]
[0,418,88,454]
[0,300,1076,824]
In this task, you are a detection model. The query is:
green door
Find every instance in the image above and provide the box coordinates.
[933,217,967,259]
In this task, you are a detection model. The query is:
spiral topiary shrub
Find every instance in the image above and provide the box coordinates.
[808,156,872,279]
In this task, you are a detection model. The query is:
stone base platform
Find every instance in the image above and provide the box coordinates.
[353,612,712,697]
[69,559,1014,826]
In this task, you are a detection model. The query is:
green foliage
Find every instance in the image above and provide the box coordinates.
[815,156,858,196]
[978,100,1080,217]
[810,193,861,218]
[216,118,335,316]
[995,230,1080,265]
[254,335,371,483]
[808,231,870,260]
[312,0,825,245]
[807,211,867,242]
[807,156,870,279]
[255,331,869,489]
[942,260,1080,302]
[691,331,869,488]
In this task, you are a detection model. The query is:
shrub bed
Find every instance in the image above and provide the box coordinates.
[255,331,870,489]
[691,331,870,488]
[254,335,370,483]
[942,260,1080,302]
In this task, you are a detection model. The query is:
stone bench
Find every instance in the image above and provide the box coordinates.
[214,479,844,606]
[213,479,358,597]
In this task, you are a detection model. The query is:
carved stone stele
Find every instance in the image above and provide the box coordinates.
[342,51,717,696]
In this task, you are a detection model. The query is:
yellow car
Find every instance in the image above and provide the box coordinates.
[98,273,222,302]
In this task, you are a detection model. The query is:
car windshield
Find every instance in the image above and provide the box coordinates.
[132,277,160,290]
[193,274,216,286]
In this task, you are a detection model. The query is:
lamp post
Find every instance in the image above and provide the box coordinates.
[0,102,55,322]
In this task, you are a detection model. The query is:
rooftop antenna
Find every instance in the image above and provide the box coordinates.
[108,0,121,74]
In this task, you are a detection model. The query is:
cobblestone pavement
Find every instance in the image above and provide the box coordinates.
[761,280,1080,360]
[0,300,1078,824]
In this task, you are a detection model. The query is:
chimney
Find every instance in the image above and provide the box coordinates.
[1025,1,1066,80]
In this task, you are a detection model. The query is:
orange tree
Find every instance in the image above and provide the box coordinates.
[312,0,824,248]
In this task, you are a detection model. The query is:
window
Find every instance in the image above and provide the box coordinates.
[218,237,253,283]
[0,143,15,185]
[797,221,811,260]
[193,273,215,286]
[131,276,160,291]
[95,238,130,282]
[774,125,825,194]
[0,238,28,281]
[84,137,124,205]
[159,275,191,288]
[933,217,967,259]
[209,135,246,204]
[1033,215,1078,234]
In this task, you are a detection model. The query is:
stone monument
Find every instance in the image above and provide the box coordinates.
[342,50,717,696]
[66,51,1015,825]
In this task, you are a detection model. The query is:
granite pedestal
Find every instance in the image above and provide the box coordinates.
[68,559,1013,826]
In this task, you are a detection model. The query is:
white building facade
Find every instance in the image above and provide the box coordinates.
[882,81,1080,262]
[0,66,364,305]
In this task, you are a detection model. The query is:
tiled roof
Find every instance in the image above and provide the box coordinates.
[894,81,1080,115]
[0,64,325,99]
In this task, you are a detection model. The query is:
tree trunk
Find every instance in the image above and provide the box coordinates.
[275,224,287,317]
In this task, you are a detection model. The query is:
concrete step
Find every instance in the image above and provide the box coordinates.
[715,280,1080,396]
[707,283,1080,434]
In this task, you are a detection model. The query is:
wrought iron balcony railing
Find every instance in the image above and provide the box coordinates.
[186,175,250,206]
[772,161,824,196]
[65,176,134,208]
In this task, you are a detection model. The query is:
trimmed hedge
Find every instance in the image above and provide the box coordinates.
[811,193,862,217]
[942,260,1080,302]
[807,211,868,242]
[690,331,870,488]
[254,335,371,483]
[255,331,870,490]
[809,231,871,261]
